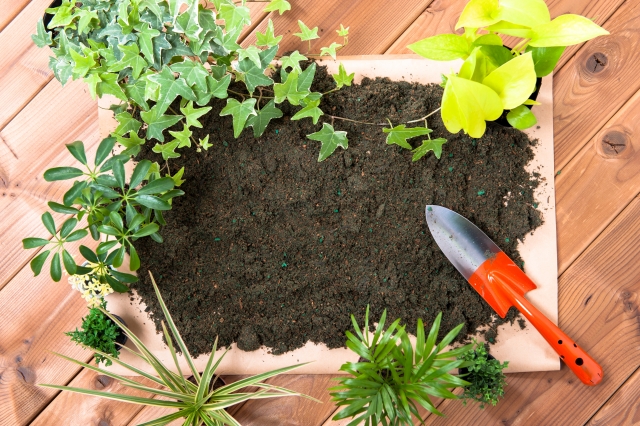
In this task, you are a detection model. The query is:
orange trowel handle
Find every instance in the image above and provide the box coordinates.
[493,272,604,386]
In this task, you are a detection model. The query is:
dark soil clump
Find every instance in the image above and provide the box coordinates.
[133,63,542,356]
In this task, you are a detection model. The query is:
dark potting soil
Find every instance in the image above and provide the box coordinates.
[132,63,542,356]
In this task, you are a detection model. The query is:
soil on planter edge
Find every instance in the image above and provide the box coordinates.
[132,63,542,356]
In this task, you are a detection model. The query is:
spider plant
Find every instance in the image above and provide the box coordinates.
[40,272,316,425]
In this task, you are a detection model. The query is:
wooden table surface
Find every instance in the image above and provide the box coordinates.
[1,0,639,425]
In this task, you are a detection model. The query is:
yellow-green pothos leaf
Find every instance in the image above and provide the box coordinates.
[458,47,497,82]
[412,138,447,161]
[307,123,348,162]
[529,14,609,48]
[408,34,470,61]
[456,0,500,30]
[441,74,502,138]
[482,52,536,109]
[496,0,550,28]
[485,21,533,39]
[506,105,537,129]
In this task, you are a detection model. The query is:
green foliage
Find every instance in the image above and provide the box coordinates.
[66,301,121,366]
[412,138,447,161]
[409,0,608,137]
[330,307,473,425]
[307,124,348,162]
[44,273,316,425]
[332,63,355,88]
[294,20,320,42]
[263,0,291,15]
[457,341,508,408]
[383,124,432,149]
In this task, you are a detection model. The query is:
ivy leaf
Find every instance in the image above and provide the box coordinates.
[383,125,432,149]
[292,99,323,124]
[297,63,316,93]
[219,3,251,34]
[199,135,213,151]
[70,46,97,79]
[274,70,309,105]
[246,100,283,137]
[123,78,150,110]
[150,32,172,68]
[220,98,257,138]
[506,105,537,129]
[238,64,274,93]
[169,125,192,148]
[320,42,342,60]
[76,9,99,34]
[116,131,146,156]
[134,22,160,63]
[147,66,196,115]
[412,138,447,161]
[114,111,142,136]
[170,60,209,92]
[294,20,319,42]
[238,45,262,69]
[332,63,354,88]
[441,74,502,138]
[49,56,74,86]
[408,34,470,61]
[193,74,231,105]
[482,52,536,109]
[46,1,75,27]
[32,19,53,48]
[307,123,348,162]
[264,0,291,15]
[152,141,181,159]
[256,19,283,47]
[280,51,307,73]
[529,14,609,47]
[173,0,202,40]
[336,24,349,37]
[141,105,183,142]
[180,101,211,128]
[93,72,128,101]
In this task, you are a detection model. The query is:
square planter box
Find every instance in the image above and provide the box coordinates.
[99,55,558,375]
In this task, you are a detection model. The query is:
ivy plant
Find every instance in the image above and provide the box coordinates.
[330,306,473,424]
[408,0,609,137]
[28,0,451,292]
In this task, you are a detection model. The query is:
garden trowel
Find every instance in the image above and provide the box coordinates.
[425,205,603,386]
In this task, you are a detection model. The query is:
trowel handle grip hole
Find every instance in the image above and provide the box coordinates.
[496,275,604,386]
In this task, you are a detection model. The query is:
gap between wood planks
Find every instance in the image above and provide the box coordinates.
[585,365,640,425]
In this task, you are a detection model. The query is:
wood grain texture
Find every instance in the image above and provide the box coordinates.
[0,0,31,32]
[232,375,339,425]
[419,195,640,425]
[556,86,640,274]
[31,372,159,426]
[0,241,97,426]
[588,367,640,425]
[0,77,99,291]
[242,0,432,55]
[554,0,640,170]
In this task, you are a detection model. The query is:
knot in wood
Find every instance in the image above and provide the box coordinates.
[586,53,608,73]
[94,374,112,389]
[600,131,628,156]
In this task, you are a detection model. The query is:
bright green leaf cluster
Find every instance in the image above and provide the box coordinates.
[458,340,509,409]
[330,306,473,424]
[408,0,608,137]
[66,300,122,366]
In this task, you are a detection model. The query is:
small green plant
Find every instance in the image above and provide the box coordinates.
[408,0,609,137]
[66,300,122,366]
[457,340,508,408]
[330,306,473,425]
[43,272,315,425]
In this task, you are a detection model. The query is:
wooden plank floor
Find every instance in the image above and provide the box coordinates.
[1,0,639,425]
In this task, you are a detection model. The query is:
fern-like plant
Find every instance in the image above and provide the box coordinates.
[330,307,473,425]
[66,300,122,366]
[457,340,508,409]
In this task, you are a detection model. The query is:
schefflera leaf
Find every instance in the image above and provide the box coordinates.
[441,74,502,138]
[482,51,536,110]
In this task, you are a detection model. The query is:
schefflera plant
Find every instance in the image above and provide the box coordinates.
[408,0,609,138]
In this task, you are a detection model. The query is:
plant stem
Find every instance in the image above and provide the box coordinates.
[405,107,441,124]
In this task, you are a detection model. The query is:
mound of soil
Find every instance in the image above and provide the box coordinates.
[132,64,542,356]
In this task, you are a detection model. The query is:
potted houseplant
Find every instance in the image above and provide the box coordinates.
[66,300,127,366]
[457,340,509,409]
[407,0,609,137]
[42,272,316,425]
[329,306,473,423]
